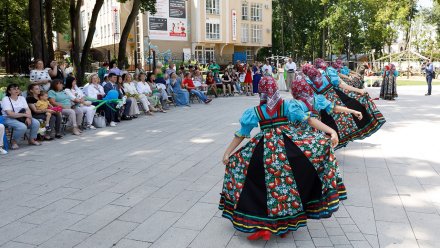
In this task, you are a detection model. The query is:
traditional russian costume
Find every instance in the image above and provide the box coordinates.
[380,64,398,100]
[303,60,385,149]
[219,76,346,236]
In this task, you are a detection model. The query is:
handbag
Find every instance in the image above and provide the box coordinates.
[93,113,106,128]
[8,97,28,125]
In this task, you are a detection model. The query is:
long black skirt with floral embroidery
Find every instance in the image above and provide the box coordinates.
[219,124,346,236]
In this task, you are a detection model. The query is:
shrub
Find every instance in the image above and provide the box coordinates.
[0,76,31,100]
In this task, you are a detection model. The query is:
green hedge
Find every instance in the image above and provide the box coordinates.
[0,76,31,100]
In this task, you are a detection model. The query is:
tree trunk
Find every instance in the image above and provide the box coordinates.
[78,0,104,85]
[118,0,141,69]
[29,0,44,60]
[45,0,55,61]
[70,0,82,81]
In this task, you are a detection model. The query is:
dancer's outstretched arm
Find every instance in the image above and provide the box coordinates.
[338,81,366,95]
[223,136,245,165]
[308,118,339,148]
[334,106,363,120]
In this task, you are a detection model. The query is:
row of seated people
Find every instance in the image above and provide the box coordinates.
[0,70,216,152]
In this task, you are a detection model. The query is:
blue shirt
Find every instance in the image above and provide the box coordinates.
[235,100,311,138]
[426,63,434,73]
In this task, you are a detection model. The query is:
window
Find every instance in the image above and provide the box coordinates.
[195,46,204,64]
[242,3,248,20]
[206,22,220,40]
[108,24,111,37]
[251,3,262,21]
[241,23,249,43]
[194,46,215,64]
[206,0,220,15]
[205,47,215,63]
[101,26,103,39]
[251,24,262,44]
[246,48,254,62]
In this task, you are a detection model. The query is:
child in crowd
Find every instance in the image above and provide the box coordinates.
[35,91,62,132]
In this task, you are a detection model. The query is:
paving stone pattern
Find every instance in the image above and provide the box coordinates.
[0,86,439,248]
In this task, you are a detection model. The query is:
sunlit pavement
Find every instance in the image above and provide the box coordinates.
[0,85,438,248]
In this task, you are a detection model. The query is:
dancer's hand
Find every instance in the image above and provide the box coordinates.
[358,89,366,95]
[330,132,339,148]
[223,153,230,165]
[353,111,363,120]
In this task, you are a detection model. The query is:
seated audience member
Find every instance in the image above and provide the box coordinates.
[108,60,122,76]
[193,70,205,90]
[48,79,83,135]
[87,73,117,127]
[169,72,190,106]
[27,84,63,139]
[147,72,168,112]
[30,59,51,91]
[221,71,233,96]
[182,72,212,104]
[137,73,162,112]
[205,72,218,98]
[231,69,242,94]
[1,84,41,149]
[120,73,140,118]
[123,73,152,115]
[104,73,133,121]
[64,76,96,130]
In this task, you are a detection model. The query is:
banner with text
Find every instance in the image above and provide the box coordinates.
[148,0,188,41]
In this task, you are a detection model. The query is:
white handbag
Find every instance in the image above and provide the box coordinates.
[93,114,106,128]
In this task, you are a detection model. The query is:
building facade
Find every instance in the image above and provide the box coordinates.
[75,0,272,68]
[145,0,273,65]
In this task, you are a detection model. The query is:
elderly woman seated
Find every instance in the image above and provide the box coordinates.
[64,76,97,130]
[123,73,153,115]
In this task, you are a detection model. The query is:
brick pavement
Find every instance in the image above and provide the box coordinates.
[0,85,439,248]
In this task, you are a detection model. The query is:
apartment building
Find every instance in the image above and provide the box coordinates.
[145,0,273,64]
[76,0,272,67]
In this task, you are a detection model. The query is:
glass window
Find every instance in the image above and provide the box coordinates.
[206,0,220,15]
[205,47,215,64]
[195,46,204,64]
[251,24,262,44]
[251,3,262,22]
[206,22,220,40]
[246,48,254,62]
[241,23,249,43]
[242,3,248,20]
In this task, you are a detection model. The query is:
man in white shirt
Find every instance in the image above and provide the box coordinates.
[262,60,273,75]
[285,58,297,90]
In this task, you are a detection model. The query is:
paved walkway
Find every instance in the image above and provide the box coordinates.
[0,85,439,248]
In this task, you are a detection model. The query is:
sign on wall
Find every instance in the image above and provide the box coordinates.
[232,10,237,41]
[148,0,187,41]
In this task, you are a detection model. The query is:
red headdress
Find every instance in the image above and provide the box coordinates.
[331,59,344,70]
[291,76,315,111]
[258,75,282,117]
[302,64,323,89]
[314,58,328,70]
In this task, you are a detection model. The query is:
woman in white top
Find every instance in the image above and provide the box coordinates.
[64,76,97,130]
[276,64,287,91]
[85,74,106,99]
[136,72,161,112]
[30,60,52,91]
[121,73,140,117]
[123,73,152,115]
[1,84,41,149]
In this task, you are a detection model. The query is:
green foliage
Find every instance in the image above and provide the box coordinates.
[0,0,31,56]
[0,76,31,91]
[52,0,70,34]
[118,0,157,14]
[270,0,416,60]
